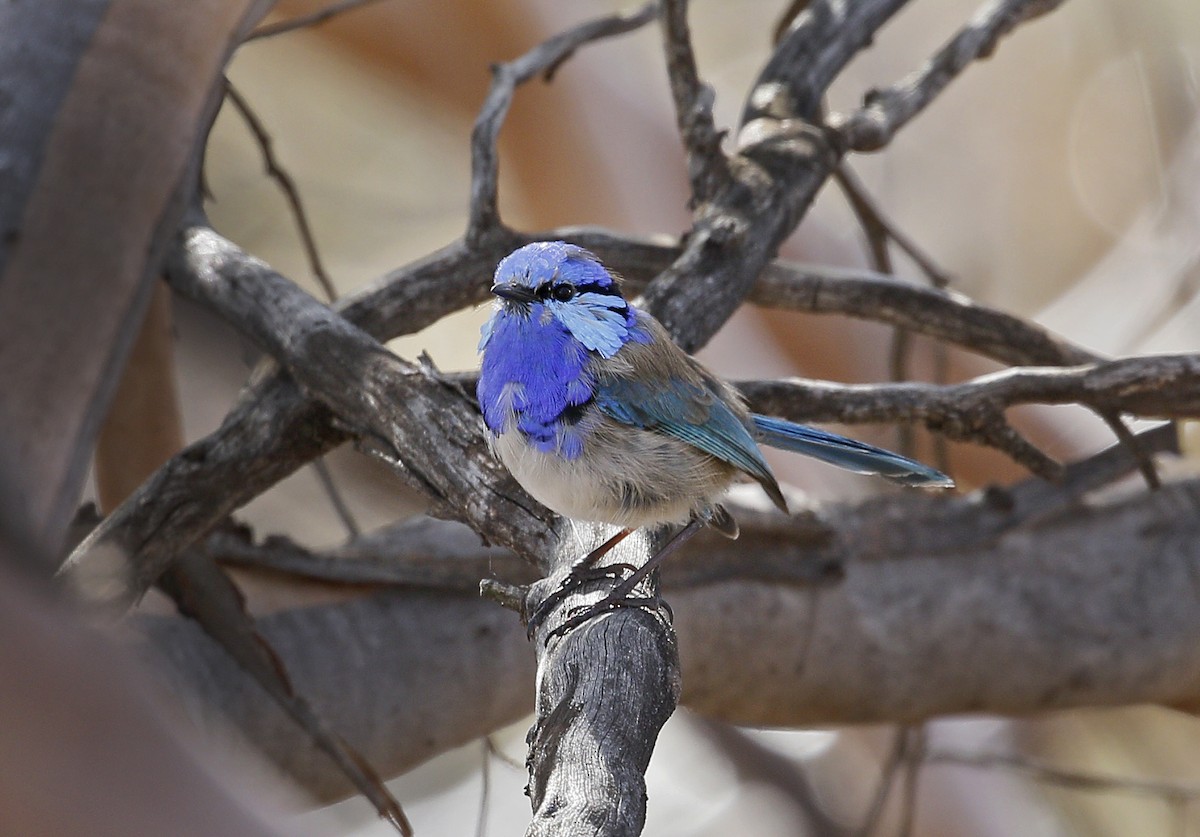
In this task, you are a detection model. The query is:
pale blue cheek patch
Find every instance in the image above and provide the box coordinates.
[551,295,630,358]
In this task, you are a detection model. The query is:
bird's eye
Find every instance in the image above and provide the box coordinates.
[550,284,575,302]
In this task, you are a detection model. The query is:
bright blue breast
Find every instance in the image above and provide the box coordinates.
[478,307,595,460]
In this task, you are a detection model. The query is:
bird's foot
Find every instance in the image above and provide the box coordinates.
[545,590,672,641]
[524,562,637,639]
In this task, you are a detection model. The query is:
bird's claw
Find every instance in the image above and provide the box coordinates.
[544,594,669,642]
[524,562,637,639]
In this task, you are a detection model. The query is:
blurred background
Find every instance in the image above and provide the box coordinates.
[169,0,1200,833]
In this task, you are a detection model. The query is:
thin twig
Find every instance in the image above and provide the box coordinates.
[855,728,909,837]
[310,458,360,538]
[834,164,956,465]
[829,0,1067,151]
[833,165,915,456]
[1099,411,1162,491]
[660,0,730,203]
[487,736,526,772]
[691,718,848,837]
[244,0,389,41]
[222,80,339,301]
[833,165,953,289]
[467,2,659,243]
[897,726,925,837]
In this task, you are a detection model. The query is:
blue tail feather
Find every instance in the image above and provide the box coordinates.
[751,415,954,488]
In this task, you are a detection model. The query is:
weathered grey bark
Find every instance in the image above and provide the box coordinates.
[132,466,1200,803]
[643,0,910,349]
[522,525,681,837]
[140,587,537,799]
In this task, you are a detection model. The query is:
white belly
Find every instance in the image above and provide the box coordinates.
[492,424,735,529]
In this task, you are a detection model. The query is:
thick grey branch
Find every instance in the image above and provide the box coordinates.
[644,0,913,348]
[137,468,1200,801]
[65,223,556,608]
[524,526,680,837]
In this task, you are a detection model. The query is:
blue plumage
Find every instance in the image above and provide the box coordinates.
[478,240,953,533]
[751,416,953,487]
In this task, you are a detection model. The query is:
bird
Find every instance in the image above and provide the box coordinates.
[478,240,953,632]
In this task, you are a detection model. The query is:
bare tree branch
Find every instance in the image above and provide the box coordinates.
[828,0,1066,151]
[209,511,838,594]
[659,0,731,203]
[750,261,1098,367]
[134,466,1200,802]
[523,526,679,837]
[834,165,954,290]
[646,0,909,350]
[742,355,1200,425]
[66,219,556,608]
[833,163,919,456]
[310,458,362,538]
[222,79,339,301]
[161,550,412,834]
[467,2,659,243]
[244,0,390,42]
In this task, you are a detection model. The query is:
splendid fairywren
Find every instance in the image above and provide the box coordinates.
[478,241,952,629]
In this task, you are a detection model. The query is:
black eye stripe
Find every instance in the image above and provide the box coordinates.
[573,281,620,297]
[527,279,622,301]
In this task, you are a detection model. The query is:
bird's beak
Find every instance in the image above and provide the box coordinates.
[490,282,537,303]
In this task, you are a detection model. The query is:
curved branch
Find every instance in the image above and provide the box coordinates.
[741,356,1200,426]
[644,0,910,349]
[466,2,658,242]
[829,0,1067,151]
[751,261,1100,367]
[659,0,730,202]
